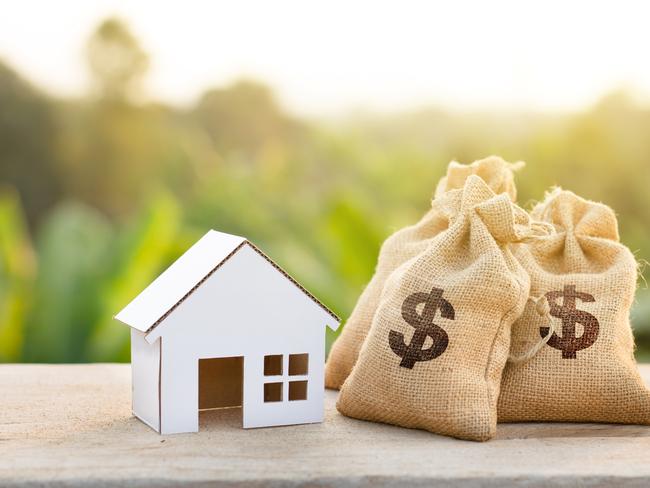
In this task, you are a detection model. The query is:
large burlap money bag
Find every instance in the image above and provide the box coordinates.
[498,189,650,424]
[337,175,547,441]
[325,156,521,389]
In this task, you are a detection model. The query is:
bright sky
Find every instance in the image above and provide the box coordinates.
[2,1,650,116]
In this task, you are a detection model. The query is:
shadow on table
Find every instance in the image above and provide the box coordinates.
[199,406,243,431]
[496,422,650,440]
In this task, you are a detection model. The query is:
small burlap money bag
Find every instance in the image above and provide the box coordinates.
[498,189,650,424]
[325,156,522,389]
[337,175,549,441]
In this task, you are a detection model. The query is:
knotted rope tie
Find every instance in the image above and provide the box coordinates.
[508,295,556,364]
[517,221,556,243]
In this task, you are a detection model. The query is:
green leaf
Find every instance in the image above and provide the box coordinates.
[0,188,36,361]
[22,202,112,362]
[86,191,181,361]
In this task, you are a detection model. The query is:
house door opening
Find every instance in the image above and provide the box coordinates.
[198,356,244,421]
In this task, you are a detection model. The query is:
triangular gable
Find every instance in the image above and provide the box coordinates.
[244,241,339,326]
[115,230,339,334]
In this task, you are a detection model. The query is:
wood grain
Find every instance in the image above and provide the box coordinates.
[1,363,649,487]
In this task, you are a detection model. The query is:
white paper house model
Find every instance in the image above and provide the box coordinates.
[115,230,340,434]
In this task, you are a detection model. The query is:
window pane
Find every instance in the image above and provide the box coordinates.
[288,353,309,375]
[289,380,308,401]
[264,382,283,402]
[264,355,283,375]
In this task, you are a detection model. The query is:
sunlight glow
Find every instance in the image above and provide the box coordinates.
[1,0,650,115]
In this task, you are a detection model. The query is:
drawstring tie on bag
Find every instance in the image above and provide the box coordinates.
[443,185,557,365]
[507,295,556,364]
[473,198,556,364]
[507,218,557,364]
[525,221,556,240]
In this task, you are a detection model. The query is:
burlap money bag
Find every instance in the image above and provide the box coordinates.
[498,189,650,424]
[337,175,548,441]
[325,156,521,389]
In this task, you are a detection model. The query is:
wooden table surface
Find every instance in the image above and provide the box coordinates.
[1,364,650,487]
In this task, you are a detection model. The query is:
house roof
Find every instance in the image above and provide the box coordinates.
[115,230,339,333]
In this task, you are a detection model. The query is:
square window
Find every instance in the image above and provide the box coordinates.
[288,353,309,376]
[289,380,308,401]
[264,355,283,376]
[264,382,283,402]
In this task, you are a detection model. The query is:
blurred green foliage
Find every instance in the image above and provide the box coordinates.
[0,18,649,363]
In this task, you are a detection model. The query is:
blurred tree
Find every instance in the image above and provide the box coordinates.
[56,18,191,218]
[57,101,183,218]
[86,17,149,102]
[0,61,62,225]
[193,80,301,161]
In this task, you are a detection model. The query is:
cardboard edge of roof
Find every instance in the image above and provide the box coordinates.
[115,230,340,334]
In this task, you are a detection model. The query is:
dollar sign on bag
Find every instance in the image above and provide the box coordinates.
[540,284,599,359]
[389,287,455,369]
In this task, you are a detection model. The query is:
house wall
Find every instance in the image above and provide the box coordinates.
[131,329,161,432]
[151,244,335,434]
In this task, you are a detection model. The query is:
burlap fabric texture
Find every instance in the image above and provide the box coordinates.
[337,175,550,441]
[498,189,650,424]
[325,156,522,389]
